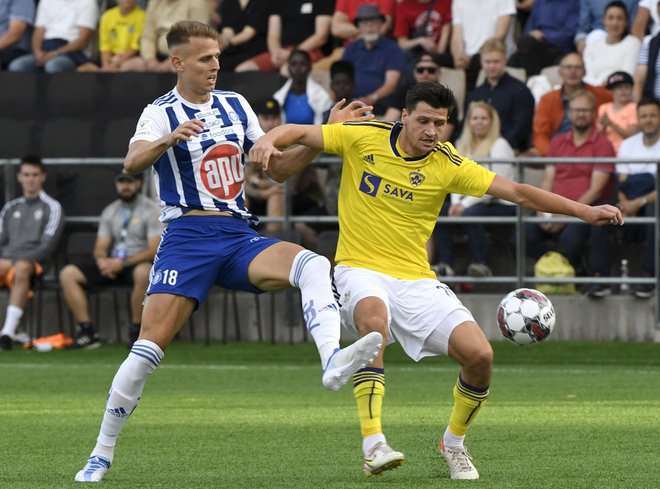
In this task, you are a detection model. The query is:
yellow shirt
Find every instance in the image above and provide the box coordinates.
[99,6,146,55]
[322,121,496,280]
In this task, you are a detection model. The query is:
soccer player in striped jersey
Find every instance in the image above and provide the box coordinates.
[249,82,624,480]
[74,20,383,483]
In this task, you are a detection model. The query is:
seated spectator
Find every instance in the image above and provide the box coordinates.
[60,172,161,350]
[235,0,332,77]
[532,52,612,156]
[0,155,64,350]
[616,97,659,298]
[527,90,616,298]
[433,101,517,278]
[322,60,364,123]
[631,0,660,40]
[382,52,457,142]
[633,1,660,101]
[331,0,395,45]
[508,0,580,78]
[8,0,98,73]
[394,0,453,68]
[273,49,333,124]
[583,1,641,86]
[597,71,638,152]
[450,0,516,91]
[0,0,35,70]
[217,0,268,72]
[244,97,285,232]
[120,0,210,72]
[467,38,535,153]
[341,4,404,115]
[575,0,638,53]
[77,0,145,72]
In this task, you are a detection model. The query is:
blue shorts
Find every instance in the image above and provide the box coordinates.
[147,216,281,307]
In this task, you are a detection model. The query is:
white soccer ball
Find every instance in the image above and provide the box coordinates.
[497,288,555,345]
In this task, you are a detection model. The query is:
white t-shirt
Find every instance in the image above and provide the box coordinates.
[583,34,641,85]
[616,132,660,175]
[639,0,660,37]
[452,0,516,56]
[451,137,516,207]
[35,0,98,42]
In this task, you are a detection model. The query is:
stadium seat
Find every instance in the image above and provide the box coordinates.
[99,117,137,157]
[0,118,34,158]
[0,72,37,119]
[44,73,98,118]
[540,65,561,87]
[39,118,93,157]
[99,73,163,121]
[438,68,467,121]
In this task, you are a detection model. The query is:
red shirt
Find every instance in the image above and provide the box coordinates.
[335,0,396,19]
[393,0,452,42]
[547,128,616,202]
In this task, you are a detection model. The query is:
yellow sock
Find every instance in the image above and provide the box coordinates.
[448,375,489,437]
[353,368,385,438]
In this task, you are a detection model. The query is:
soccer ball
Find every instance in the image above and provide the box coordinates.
[497,288,555,345]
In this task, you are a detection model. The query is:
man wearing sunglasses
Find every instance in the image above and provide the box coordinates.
[384,52,457,142]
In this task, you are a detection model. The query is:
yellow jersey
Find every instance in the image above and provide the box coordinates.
[322,121,496,280]
[99,7,146,55]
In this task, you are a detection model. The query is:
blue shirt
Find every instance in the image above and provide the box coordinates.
[342,36,404,98]
[0,0,35,53]
[525,0,579,53]
[284,91,315,124]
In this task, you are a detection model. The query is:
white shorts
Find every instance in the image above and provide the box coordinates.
[333,265,475,361]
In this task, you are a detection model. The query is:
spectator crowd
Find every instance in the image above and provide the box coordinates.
[0,0,657,306]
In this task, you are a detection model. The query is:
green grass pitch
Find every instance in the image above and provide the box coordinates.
[1,340,659,489]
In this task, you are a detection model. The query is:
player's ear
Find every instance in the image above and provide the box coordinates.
[171,55,183,72]
[401,108,408,125]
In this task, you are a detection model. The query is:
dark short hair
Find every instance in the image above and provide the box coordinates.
[637,97,660,112]
[167,20,219,51]
[330,60,355,80]
[19,154,44,172]
[289,49,311,64]
[604,1,630,38]
[405,81,456,116]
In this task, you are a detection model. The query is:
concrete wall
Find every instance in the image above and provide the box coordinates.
[9,289,658,344]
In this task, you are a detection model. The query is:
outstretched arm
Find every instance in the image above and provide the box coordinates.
[250,99,372,182]
[487,175,624,226]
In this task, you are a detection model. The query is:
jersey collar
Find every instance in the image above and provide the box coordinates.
[389,121,432,163]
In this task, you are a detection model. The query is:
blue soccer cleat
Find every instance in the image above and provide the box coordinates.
[74,455,111,482]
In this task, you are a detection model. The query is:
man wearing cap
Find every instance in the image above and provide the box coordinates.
[342,3,404,114]
[0,155,63,351]
[60,171,162,349]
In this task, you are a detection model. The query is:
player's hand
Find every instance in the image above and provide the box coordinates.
[327,99,374,124]
[249,140,283,172]
[448,204,465,216]
[583,204,624,226]
[167,120,205,146]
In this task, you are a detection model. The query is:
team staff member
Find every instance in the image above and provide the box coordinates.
[250,82,623,480]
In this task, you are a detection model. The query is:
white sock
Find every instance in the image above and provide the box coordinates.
[91,339,164,463]
[442,427,465,448]
[289,250,341,367]
[363,433,387,456]
[1,305,23,338]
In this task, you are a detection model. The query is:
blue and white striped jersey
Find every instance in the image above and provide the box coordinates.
[130,87,265,222]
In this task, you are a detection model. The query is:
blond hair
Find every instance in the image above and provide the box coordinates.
[456,101,502,158]
[479,37,506,56]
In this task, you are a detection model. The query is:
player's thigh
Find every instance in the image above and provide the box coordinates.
[247,240,306,291]
[333,265,392,341]
[390,280,475,361]
[445,321,492,369]
[139,293,196,350]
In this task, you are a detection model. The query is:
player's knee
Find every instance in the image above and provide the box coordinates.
[302,252,331,276]
[13,260,34,278]
[357,314,389,341]
[466,343,493,374]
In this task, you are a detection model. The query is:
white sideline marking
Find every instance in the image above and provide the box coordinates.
[1,363,659,376]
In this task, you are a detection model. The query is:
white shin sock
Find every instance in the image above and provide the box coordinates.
[91,339,164,462]
[289,250,341,367]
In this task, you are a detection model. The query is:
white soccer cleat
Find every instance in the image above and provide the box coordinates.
[74,456,111,482]
[322,331,383,391]
[439,439,479,480]
[363,442,405,477]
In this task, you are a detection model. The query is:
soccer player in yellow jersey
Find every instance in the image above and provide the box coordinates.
[249,82,624,480]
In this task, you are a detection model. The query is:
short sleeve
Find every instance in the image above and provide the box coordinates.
[129,105,170,144]
[97,205,114,239]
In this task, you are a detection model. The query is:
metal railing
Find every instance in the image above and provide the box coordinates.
[1,155,658,334]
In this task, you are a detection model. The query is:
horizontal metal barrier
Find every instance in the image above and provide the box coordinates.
[1,155,658,333]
